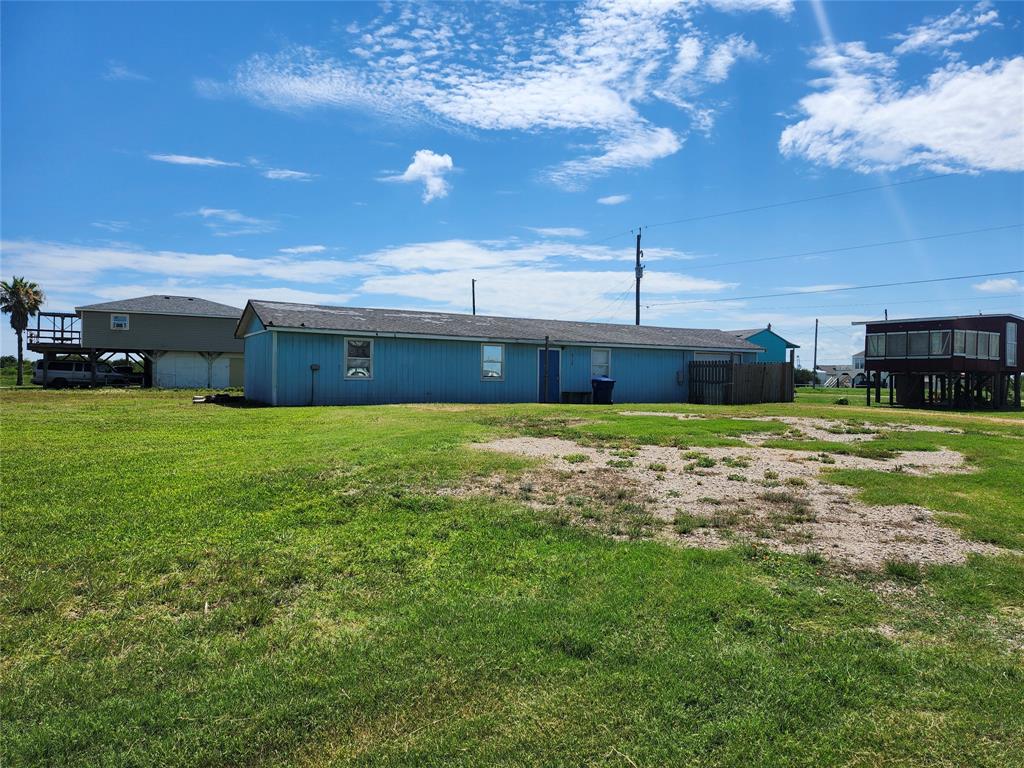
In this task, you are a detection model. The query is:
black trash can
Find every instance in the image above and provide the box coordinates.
[591,376,616,405]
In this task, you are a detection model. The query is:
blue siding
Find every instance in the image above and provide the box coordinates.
[244,331,273,404]
[274,334,538,406]
[745,330,793,363]
[244,330,760,406]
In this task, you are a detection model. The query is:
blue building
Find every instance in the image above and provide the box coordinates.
[235,301,763,406]
[727,326,799,364]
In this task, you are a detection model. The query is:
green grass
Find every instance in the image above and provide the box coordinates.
[1,390,1023,767]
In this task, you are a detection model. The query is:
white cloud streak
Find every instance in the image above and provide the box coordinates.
[279,245,327,254]
[597,194,630,205]
[194,207,276,237]
[262,168,315,181]
[527,227,587,238]
[973,277,1021,293]
[892,1,1000,56]
[150,153,242,168]
[201,1,783,187]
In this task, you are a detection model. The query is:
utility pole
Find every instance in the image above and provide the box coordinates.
[634,229,644,326]
[812,318,819,390]
[471,279,476,315]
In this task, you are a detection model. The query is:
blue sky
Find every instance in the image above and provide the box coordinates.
[2,0,1022,364]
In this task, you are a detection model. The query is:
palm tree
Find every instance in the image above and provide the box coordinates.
[1,277,45,386]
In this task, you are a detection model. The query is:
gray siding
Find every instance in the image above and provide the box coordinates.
[81,311,243,353]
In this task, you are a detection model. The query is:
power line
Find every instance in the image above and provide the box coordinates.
[582,281,635,323]
[578,174,958,248]
[673,223,1022,273]
[644,173,956,232]
[645,269,1024,308]
[755,292,1024,314]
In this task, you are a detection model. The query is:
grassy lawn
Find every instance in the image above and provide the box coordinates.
[2,389,1022,767]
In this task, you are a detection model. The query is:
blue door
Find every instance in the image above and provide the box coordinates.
[537,348,560,403]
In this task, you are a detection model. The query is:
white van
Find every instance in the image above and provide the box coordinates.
[32,360,130,388]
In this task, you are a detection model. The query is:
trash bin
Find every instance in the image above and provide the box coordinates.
[591,376,616,405]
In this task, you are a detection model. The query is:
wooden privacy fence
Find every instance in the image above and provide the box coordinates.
[688,361,794,405]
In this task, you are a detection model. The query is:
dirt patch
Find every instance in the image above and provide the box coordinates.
[461,436,1002,569]
[616,411,962,444]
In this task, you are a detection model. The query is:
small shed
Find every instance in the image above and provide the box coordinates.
[727,326,799,364]
[853,313,1022,409]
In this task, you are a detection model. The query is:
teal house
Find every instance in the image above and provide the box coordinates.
[235,301,762,407]
[727,326,799,364]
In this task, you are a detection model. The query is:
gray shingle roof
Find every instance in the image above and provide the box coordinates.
[77,295,242,318]
[241,301,762,352]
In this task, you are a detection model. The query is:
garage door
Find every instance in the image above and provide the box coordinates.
[154,352,209,388]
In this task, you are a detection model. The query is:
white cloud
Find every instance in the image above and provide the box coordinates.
[90,220,129,233]
[0,239,371,285]
[780,44,1024,173]
[360,266,733,320]
[597,194,630,205]
[892,1,1000,56]
[202,1,785,187]
[103,61,149,82]
[547,126,682,189]
[262,168,315,181]
[194,208,276,236]
[973,277,1021,292]
[381,149,454,202]
[150,153,241,168]
[703,35,759,82]
[527,227,587,238]
[279,245,327,254]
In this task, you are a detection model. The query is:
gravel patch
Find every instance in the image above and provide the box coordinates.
[463,436,1002,569]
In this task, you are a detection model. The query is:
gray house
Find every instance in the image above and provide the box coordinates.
[75,296,244,388]
[29,295,244,388]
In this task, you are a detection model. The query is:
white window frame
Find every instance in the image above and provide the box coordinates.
[929,330,951,357]
[110,314,129,331]
[965,330,978,358]
[953,329,966,356]
[907,331,929,359]
[481,343,505,381]
[344,337,374,380]
[988,332,1000,361]
[866,333,885,359]
[590,347,611,378]
[1008,322,1018,367]
[885,332,907,358]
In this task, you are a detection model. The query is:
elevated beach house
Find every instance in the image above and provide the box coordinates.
[235,301,762,406]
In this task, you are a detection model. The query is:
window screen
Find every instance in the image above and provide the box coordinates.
[965,330,978,358]
[481,344,504,379]
[866,334,885,358]
[886,332,907,357]
[908,331,929,357]
[1008,322,1018,367]
[110,314,129,330]
[989,332,1000,360]
[929,330,951,356]
[591,348,611,378]
[954,329,965,355]
[345,339,373,378]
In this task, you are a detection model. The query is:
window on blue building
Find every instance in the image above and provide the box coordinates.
[591,348,610,378]
[481,344,504,380]
[345,339,373,379]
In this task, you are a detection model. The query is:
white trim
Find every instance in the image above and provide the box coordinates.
[344,337,374,380]
[590,347,611,378]
[481,342,505,381]
[271,330,278,406]
[243,329,271,339]
[255,325,757,353]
